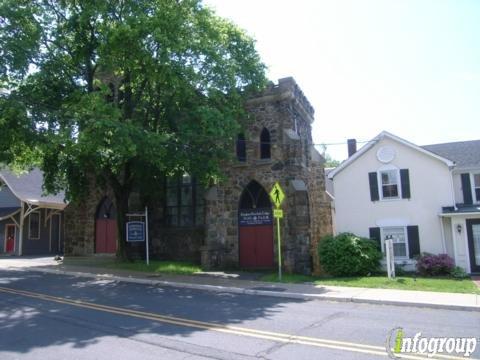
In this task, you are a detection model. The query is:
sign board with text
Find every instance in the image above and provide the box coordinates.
[273,209,284,218]
[238,209,273,227]
[126,221,145,242]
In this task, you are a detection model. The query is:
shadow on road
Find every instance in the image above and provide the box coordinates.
[0,269,311,355]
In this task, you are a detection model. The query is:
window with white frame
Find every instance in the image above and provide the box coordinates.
[379,169,400,199]
[381,227,408,259]
[29,211,40,239]
[473,173,480,203]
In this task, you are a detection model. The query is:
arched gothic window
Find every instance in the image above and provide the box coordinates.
[260,128,271,159]
[236,133,246,162]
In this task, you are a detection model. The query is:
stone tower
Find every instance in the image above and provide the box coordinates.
[202,77,332,274]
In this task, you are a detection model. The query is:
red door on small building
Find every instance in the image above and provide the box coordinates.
[95,197,117,254]
[5,224,15,253]
[239,181,274,269]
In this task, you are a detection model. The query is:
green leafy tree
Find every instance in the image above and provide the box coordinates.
[0,0,266,258]
[324,153,340,168]
[318,144,340,168]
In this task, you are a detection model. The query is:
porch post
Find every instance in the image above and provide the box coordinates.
[18,201,25,256]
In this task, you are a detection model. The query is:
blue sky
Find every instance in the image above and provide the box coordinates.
[205,0,480,160]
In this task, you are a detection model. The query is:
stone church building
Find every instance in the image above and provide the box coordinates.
[64,77,332,274]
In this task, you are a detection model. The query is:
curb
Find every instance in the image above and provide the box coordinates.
[13,267,480,312]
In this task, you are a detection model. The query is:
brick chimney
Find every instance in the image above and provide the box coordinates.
[347,139,357,157]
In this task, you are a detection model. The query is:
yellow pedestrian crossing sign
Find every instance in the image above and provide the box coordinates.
[269,182,285,208]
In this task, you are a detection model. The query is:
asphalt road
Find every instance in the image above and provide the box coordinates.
[0,269,479,360]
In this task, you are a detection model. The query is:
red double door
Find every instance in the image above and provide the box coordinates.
[95,219,117,254]
[239,225,274,269]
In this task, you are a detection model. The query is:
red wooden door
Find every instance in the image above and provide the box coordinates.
[255,225,274,268]
[239,227,256,268]
[238,181,274,269]
[239,225,273,269]
[5,225,15,253]
[95,219,117,254]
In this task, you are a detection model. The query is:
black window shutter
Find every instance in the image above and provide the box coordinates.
[369,227,381,251]
[368,172,379,201]
[461,173,473,205]
[407,225,420,258]
[400,169,411,199]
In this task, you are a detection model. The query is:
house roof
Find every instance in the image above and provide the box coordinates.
[0,168,66,209]
[328,131,455,179]
[324,168,334,199]
[422,140,480,170]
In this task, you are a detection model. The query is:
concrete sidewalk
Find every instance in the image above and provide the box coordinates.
[1,256,479,311]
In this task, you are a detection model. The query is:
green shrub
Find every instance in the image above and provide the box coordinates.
[318,233,382,276]
[394,264,407,276]
[450,266,468,279]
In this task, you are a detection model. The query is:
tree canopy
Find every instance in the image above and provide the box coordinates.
[0,0,267,256]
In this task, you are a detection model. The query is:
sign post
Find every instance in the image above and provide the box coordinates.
[126,207,149,266]
[145,206,149,266]
[270,182,285,281]
[385,238,395,279]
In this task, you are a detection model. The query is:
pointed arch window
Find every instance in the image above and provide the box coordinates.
[239,180,271,209]
[236,133,246,162]
[260,128,271,159]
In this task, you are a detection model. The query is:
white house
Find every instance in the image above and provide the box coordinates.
[328,131,480,274]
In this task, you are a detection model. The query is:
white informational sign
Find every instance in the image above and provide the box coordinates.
[126,207,150,266]
[385,239,395,279]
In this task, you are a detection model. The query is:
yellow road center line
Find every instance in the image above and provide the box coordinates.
[0,286,474,360]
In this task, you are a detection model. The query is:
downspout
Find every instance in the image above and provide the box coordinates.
[18,201,25,256]
[438,215,447,253]
[449,167,457,210]
[448,165,459,266]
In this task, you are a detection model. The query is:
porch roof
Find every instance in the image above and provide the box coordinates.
[0,206,20,221]
[441,205,480,216]
[0,168,66,209]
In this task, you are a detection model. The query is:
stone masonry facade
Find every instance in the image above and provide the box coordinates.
[202,77,332,274]
[64,77,332,274]
[64,176,116,256]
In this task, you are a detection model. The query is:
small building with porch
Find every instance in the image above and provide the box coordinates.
[0,168,66,256]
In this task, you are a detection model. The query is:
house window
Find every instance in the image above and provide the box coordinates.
[236,133,246,162]
[381,227,408,259]
[29,211,40,239]
[379,169,399,199]
[165,174,204,227]
[260,128,271,159]
[474,173,480,203]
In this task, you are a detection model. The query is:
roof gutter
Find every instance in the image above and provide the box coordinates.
[440,211,480,217]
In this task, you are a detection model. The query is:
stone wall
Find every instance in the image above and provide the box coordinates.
[64,177,115,256]
[202,77,333,274]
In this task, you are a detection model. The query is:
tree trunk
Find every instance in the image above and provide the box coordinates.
[114,188,129,260]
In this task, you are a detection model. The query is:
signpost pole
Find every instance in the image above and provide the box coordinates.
[386,239,391,279]
[270,182,285,282]
[145,206,149,266]
[276,216,282,281]
[385,239,395,279]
